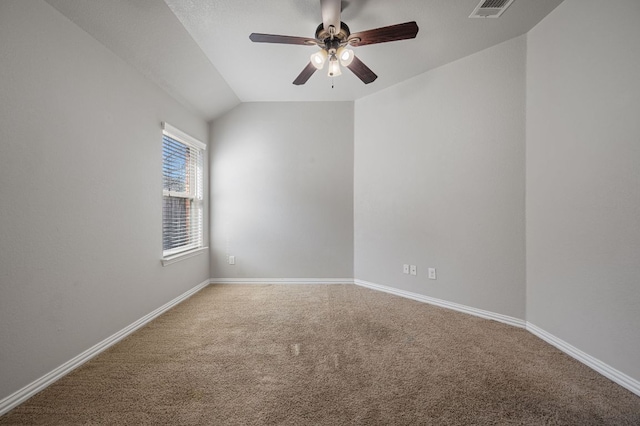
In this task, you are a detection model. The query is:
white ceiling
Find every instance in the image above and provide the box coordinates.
[46,0,564,121]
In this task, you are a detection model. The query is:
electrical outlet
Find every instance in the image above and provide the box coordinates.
[410,265,417,276]
[403,264,410,274]
[228,255,235,265]
[428,268,436,280]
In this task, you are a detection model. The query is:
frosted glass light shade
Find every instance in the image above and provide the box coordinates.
[337,47,354,66]
[328,57,342,77]
[310,50,328,70]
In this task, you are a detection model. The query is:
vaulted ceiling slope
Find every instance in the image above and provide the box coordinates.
[45,0,564,121]
[44,0,240,121]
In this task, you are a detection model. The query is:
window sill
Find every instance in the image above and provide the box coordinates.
[161,247,208,267]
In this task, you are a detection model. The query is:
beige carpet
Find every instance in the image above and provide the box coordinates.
[1,284,639,425]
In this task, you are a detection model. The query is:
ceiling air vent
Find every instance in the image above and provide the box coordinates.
[469,0,515,18]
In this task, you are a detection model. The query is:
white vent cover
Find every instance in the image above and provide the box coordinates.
[469,0,515,18]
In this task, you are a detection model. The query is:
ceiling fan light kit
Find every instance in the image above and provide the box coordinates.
[249,0,418,86]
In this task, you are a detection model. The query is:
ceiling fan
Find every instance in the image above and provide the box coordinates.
[249,0,419,85]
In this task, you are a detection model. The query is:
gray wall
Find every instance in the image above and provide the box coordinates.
[209,102,354,279]
[526,0,640,380]
[0,1,209,401]
[354,36,527,320]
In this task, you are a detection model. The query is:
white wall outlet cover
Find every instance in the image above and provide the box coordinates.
[228,255,235,265]
[403,264,410,274]
[410,265,417,276]
[428,268,437,279]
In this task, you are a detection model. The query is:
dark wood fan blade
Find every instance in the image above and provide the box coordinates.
[293,62,318,85]
[347,55,377,84]
[348,21,419,47]
[249,33,317,45]
[321,0,341,32]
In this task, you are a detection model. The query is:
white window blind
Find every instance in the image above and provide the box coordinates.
[162,122,205,258]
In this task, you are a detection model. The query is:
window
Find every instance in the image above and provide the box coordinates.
[162,122,205,259]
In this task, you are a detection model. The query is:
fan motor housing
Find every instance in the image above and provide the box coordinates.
[315,21,350,46]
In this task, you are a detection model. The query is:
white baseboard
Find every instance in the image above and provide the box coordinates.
[354,279,526,328]
[0,279,210,416]
[210,278,355,285]
[526,322,640,397]
[354,279,640,397]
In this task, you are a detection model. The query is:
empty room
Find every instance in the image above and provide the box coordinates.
[1,0,639,424]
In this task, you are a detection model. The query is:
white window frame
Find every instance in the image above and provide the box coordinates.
[161,122,207,264]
